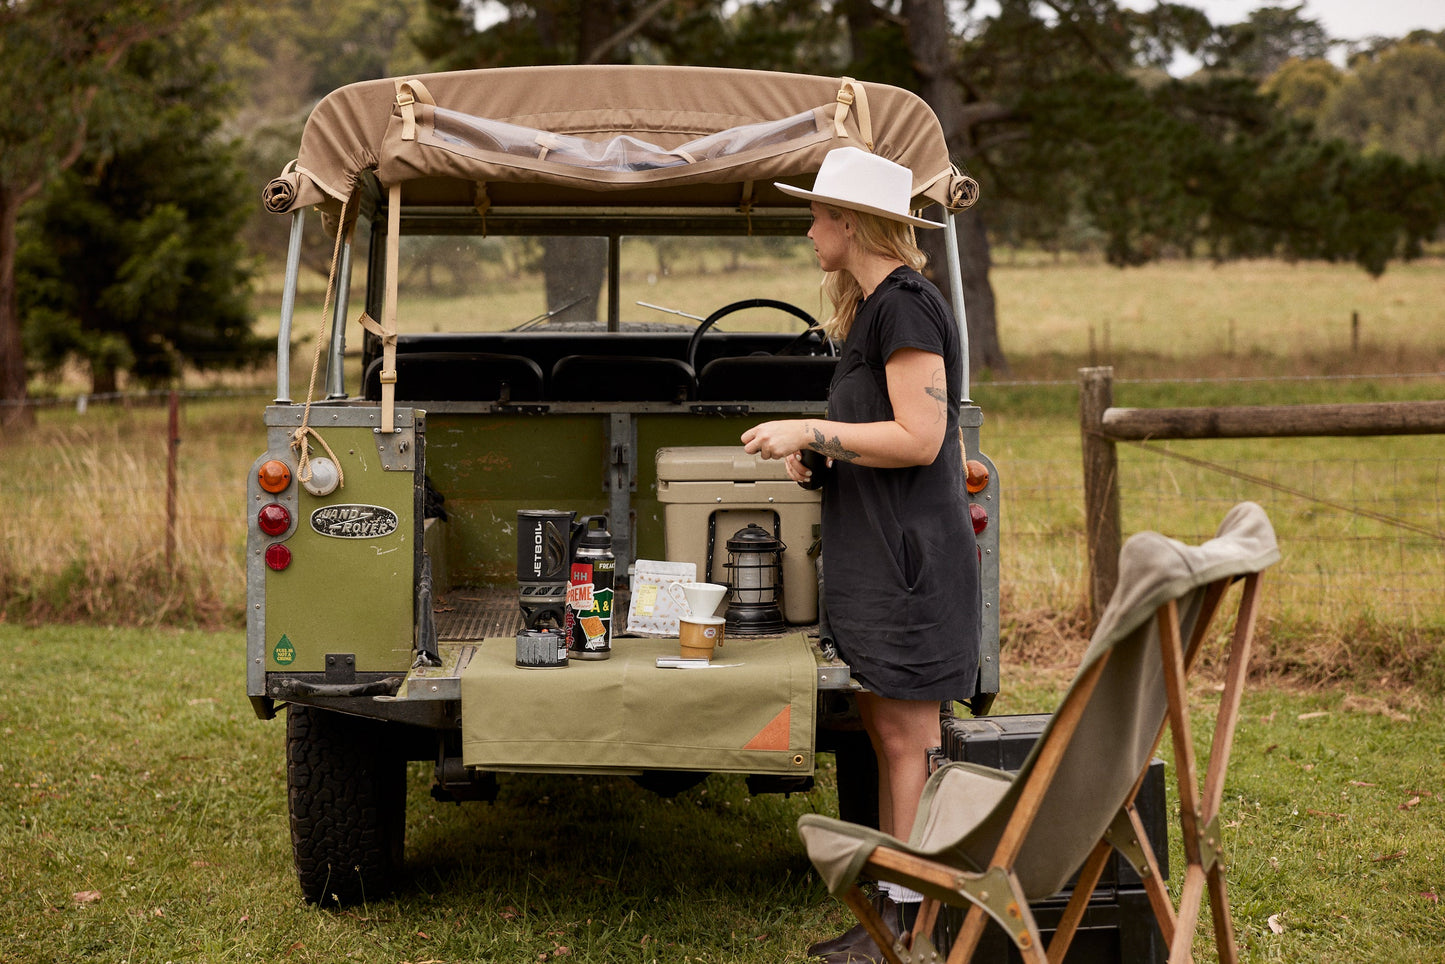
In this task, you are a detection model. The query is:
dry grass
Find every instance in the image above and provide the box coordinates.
[992,255,1445,368]
[5,256,1443,690]
[0,398,249,627]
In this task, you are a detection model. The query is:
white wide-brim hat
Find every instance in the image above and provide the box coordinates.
[775,146,943,229]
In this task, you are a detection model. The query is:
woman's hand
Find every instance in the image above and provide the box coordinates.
[783,451,812,485]
[741,419,809,461]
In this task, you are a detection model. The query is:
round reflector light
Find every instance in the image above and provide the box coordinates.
[265,543,292,571]
[965,459,990,494]
[301,457,340,497]
[257,503,291,536]
[258,459,292,493]
[970,502,988,535]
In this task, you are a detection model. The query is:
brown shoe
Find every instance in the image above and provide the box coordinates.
[807,895,902,961]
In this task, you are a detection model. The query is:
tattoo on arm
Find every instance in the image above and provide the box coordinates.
[925,368,947,420]
[811,428,859,463]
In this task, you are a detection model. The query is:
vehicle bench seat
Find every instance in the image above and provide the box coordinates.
[697,355,836,401]
[363,352,545,402]
[363,336,835,403]
[551,354,697,401]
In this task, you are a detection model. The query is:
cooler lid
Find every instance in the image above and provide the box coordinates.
[655,446,794,483]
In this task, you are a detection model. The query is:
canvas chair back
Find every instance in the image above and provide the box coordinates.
[798,502,1278,964]
[914,501,1278,898]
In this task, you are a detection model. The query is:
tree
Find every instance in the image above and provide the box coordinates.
[1261,56,1342,129]
[1318,42,1445,162]
[1204,2,1330,79]
[17,27,263,394]
[213,0,431,280]
[409,0,1445,370]
[415,0,699,325]
[0,0,213,427]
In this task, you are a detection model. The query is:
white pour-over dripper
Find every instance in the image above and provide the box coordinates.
[678,581,728,619]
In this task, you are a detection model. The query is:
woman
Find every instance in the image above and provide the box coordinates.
[741,147,981,962]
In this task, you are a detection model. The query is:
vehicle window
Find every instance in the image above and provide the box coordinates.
[396,234,823,334]
[623,236,822,333]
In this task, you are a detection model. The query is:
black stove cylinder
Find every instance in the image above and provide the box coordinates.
[516,509,575,629]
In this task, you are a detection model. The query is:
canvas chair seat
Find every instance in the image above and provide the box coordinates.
[798,501,1280,964]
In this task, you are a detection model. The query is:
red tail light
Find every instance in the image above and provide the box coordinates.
[970,502,988,535]
[265,543,292,571]
[257,503,291,536]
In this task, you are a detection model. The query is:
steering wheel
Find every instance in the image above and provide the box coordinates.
[685,298,834,372]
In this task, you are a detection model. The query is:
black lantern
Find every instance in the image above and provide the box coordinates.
[723,523,787,635]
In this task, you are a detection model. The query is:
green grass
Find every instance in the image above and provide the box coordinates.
[2,625,1441,962]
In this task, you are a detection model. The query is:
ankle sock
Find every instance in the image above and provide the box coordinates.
[880,882,924,930]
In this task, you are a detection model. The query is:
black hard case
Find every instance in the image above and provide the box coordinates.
[930,713,1168,964]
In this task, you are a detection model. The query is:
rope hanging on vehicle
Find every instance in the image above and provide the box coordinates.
[289,191,357,485]
[833,77,873,151]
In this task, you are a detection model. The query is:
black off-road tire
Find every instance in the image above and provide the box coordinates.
[286,704,407,905]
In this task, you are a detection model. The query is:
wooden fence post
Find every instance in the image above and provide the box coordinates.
[1079,367,1121,627]
[166,390,180,575]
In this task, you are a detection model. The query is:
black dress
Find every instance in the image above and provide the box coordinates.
[822,265,981,702]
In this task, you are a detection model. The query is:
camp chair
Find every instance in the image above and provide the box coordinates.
[798,501,1279,964]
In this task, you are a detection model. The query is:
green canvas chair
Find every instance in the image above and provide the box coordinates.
[798,501,1279,964]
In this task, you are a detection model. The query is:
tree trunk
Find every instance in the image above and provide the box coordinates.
[531,0,626,325]
[901,0,1009,375]
[0,186,35,430]
[541,237,605,324]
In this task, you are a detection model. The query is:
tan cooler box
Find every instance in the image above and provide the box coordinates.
[655,446,821,625]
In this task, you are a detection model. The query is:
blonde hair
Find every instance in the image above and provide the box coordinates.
[816,205,928,342]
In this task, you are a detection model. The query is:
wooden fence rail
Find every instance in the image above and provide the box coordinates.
[1079,366,1445,623]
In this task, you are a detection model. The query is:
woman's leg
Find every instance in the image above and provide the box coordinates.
[855,692,942,839]
[808,695,940,960]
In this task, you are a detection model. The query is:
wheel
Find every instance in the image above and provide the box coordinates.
[286,704,407,905]
[685,298,832,371]
[630,770,709,797]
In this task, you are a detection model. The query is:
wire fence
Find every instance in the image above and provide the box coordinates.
[977,372,1445,673]
[3,377,1442,669]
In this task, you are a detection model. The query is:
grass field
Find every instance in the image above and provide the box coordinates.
[2,256,1442,961]
[1,624,1440,963]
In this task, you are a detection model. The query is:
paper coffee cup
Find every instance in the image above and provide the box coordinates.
[679,615,725,660]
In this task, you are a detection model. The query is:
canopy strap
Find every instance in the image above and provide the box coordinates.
[396,78,436,142]
[474,182,491,235]
[738,179,756,234]
[369,180,402,434]
[834,77,874,151]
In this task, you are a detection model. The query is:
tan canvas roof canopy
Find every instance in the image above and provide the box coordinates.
[262,65,978,221]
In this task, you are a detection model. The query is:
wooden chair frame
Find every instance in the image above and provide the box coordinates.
[833,569,1264,964]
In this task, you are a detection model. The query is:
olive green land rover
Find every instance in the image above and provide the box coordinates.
[248,65,999,905]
